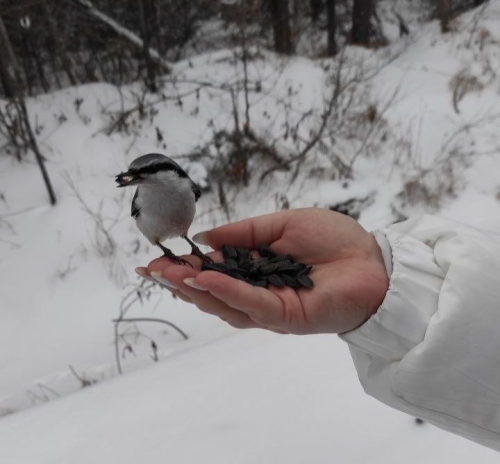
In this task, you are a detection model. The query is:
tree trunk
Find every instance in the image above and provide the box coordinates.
[0,50,15,98]
[439,0,451,33]
[474,0,487,6]
[0,15,57,205]
[40,0,78,86]
[326,0,336,56]
[0,15,22,96]
[351,0,373,46]
[310,0,322,22]
[270,0,293,54]
[138,0,157,91]
[18,99,57,205]
[153,0,165,58]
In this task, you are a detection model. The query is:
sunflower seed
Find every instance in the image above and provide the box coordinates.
[235,246,249,258]
[235,247,251,267]
[281,273,299,288]
[225,259,239,269]
[208,244,314,290]
[258,245,277,259]
[267,274,285,288]
[297,274,314,289]
[228,271,246,281]
[202,262,229,272]
[297,265,313,276]
[288,262,307,274]
[269,254,293,264]
[276,260,296,272]
[222,245,237,260]
[257,262,279,275]
[246,278,267,288]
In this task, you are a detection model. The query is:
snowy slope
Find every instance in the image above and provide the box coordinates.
[0,333,498,464]
[1,1,500,462]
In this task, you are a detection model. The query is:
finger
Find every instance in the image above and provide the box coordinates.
[190,271,287,329]
[137,265,193,302]
[168,288,193,303]
[177,278,262,329]
[142,266,284,331]
[193,210,296,250]
[147,250,224,274]
[148,260,199,290]
[147,254,200,272]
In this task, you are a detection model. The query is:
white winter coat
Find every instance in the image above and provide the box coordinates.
[341,214,500,452]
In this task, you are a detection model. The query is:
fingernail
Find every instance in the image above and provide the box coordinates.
[135,267,148,278]
[192,231,208,245]
[136,267,157,283]
[183,277,207,291]
[150,272,178,289]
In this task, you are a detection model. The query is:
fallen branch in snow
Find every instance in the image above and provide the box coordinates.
[69,365,97,388]
[26,384,60,406]
[113,318,188,340]
[71,0,172,74]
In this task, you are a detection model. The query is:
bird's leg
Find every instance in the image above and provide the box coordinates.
[155,241,193,267]
[182,235,214,264]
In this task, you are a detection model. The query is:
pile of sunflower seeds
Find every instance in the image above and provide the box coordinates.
[201,244,314,290]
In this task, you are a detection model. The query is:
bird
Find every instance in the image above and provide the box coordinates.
[115,153,210,265]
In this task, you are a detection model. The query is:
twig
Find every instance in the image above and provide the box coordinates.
[69,365,95,387]
[114,318,188,340]
[260,49,349,181]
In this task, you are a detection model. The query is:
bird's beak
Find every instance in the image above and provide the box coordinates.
[115,172,141,187]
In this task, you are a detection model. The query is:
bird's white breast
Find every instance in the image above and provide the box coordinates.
[134,171,196,244]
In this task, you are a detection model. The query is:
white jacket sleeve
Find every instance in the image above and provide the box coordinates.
[340,214,500,452]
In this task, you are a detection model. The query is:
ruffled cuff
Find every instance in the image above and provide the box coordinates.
[340,228,445,361]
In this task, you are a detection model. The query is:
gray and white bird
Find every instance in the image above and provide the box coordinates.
[115,153,209,265]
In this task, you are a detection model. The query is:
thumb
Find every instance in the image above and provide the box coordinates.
[193,210,295,250]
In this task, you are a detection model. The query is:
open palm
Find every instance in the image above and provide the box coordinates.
[144,208,389,334]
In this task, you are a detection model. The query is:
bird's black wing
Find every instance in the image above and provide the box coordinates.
[131,189,140,218]
[191,182,202,202]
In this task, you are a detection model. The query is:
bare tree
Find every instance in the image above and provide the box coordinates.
[40,0,78,87]
[327,0,336,56]
[138,0,157,92]
[351,0,374,46]
[270,0,293,54]
[71,0,172,73]
[0,14,22,97]
[0,14,57,205]
[310,0,322,22]
[439,0,451,33]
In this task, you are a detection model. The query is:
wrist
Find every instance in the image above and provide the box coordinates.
[364,232,390,319]
[372,230,393,277]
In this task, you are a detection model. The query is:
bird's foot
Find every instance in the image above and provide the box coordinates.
[156,242,193,267]
[182,235,214,264]
[190,246,214,264]
[172,255,194,267]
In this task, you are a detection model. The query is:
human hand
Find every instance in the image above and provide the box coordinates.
[140,208,389,335]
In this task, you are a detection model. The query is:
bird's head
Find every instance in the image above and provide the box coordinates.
[115,153,188,188]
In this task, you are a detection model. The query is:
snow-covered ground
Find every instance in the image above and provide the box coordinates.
[1,2,500,462]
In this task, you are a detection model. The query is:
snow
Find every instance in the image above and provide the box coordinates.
[2,1,500,461]
[1,333,498,464]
